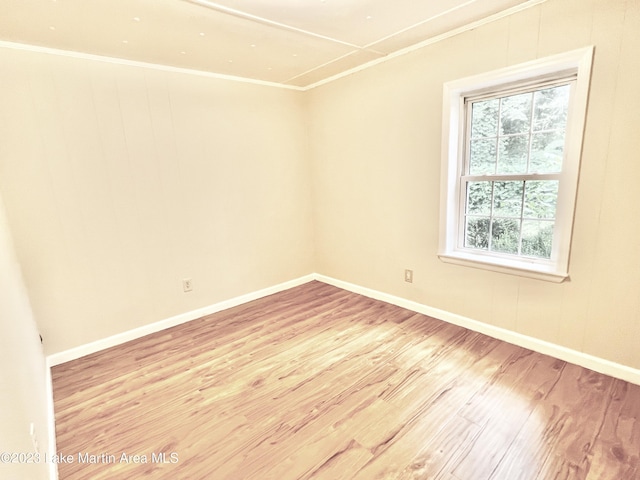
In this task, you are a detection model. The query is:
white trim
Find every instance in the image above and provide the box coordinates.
[314,274,640,386]
[303,0,548,90]
[46,271,640,385]
[0,41,305,92]
[1,0,547,92]
[186,0,363,50]
[439,47,594,282]
[438,252,567,282]
[46,274,315,366]
[42,271,640,479]
[44,366,59,480]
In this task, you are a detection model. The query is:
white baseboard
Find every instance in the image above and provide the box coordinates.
[46,272,640,386]
[44,366,59,480]
[41,271,639,480]
[315,274,640,386]
[46,274,315,366]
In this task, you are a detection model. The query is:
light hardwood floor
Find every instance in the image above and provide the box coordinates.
[52,281,640,479]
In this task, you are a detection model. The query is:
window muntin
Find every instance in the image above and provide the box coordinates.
[460,82,572,261]
[438,47,594,282]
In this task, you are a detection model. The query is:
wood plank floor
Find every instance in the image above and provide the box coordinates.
[52,281,640,480]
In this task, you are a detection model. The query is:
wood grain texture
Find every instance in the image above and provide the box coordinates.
[52,281,640,479]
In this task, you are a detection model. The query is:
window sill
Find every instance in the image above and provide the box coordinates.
[438,251,569,283]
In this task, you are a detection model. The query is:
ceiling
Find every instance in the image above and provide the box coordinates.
[0,0,539,89]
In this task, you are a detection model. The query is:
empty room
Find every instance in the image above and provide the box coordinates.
[1,0,639,478]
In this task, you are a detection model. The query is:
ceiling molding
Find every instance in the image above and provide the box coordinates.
[184,0,370,51]
[304,0,549,90]
[0,40,305,91]
[0,0,548,92]
[361,0,480,51]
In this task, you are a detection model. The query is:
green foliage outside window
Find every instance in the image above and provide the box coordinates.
[463,84,569,259]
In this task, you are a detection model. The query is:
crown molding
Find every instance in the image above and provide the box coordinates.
[0,40,305,91]
[1,0,547,92]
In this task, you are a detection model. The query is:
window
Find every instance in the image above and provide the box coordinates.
[464,82,569,259]
[439,48,594,282]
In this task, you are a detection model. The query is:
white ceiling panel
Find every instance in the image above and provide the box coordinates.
[368,0,536,54]
[285,49,385,87]
[194,0,477,47]
[0,0,542,88]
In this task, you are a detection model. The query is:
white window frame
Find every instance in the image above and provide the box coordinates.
[438,47,594,283]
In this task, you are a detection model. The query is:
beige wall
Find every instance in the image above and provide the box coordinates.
[1,0,638,374]
[0,49,314,355]
[0,196,50,480]
[309,0,640,369]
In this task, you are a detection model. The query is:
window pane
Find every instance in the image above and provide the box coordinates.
[465,217,490,250]
[469,138,497,174]
[524,181,559,219]
[466,182,492,215]
[521,220,554,258]
[500,92,532,135]
[498,134,529,173]
[471,99,499,138]
[533,85,570,132]
[493,181,523,217]
[491,218,520,254]
[530,130,564,173]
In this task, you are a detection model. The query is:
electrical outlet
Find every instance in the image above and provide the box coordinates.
[182,278,193,292]
[404,269,413,283]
